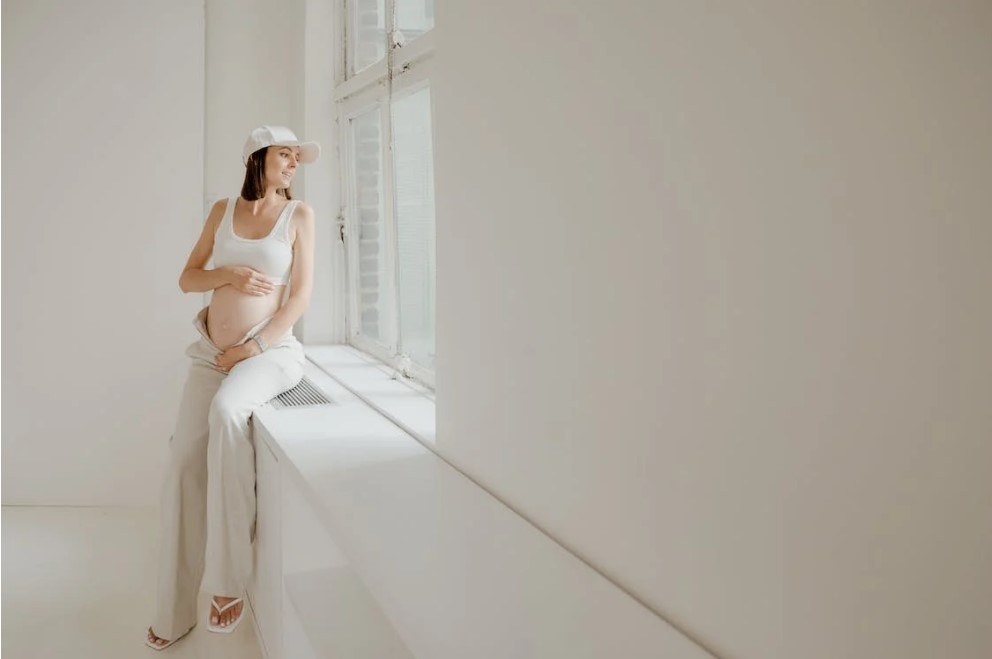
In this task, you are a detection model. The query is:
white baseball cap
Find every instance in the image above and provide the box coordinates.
[242,125,320,166]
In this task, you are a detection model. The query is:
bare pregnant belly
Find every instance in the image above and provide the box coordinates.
[206,284,286,350]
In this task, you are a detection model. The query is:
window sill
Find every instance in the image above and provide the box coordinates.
[302,343,435,447]
[248,345,704,658]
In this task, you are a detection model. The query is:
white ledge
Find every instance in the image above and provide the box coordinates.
[252,350,710,659]
[304,344,436,446]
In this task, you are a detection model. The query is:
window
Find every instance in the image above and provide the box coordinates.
[337,0,436,389]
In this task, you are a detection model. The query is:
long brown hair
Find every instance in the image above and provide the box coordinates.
[240,146,294,201]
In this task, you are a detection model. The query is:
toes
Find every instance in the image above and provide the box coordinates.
[220,602,240,627]
[147,628,169,646]
[210,598,243,628]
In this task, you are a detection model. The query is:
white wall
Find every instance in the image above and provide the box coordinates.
[205,0,304,204]
[2,0,205,506]
[432,2,992,658]
[1,0,338,507]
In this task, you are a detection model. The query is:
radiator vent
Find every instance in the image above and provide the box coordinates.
[270,376,334,409]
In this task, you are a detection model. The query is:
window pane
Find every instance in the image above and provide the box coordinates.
[391,86,436,370]
[348,0,385,76]
[350,107,386,341]
[395,0,434,41]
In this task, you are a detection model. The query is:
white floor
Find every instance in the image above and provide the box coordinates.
[2,505,263,659]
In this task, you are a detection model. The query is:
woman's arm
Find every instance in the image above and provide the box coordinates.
[178,199,233,293]
[180,267,233,293]
[247,202,316,348]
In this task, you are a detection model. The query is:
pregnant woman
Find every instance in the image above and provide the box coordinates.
[146,125,319,650]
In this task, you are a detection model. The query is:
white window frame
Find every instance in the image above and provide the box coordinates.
[335,0,436,391]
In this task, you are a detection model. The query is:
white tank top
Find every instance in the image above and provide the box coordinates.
[213,196,298,285]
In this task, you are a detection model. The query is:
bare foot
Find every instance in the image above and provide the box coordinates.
[211,595,244,628]
[147,626,170,648]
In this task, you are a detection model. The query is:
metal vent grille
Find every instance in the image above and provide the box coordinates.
[269,376,334,409]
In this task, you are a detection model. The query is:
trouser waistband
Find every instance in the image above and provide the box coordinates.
[188,305,298,360]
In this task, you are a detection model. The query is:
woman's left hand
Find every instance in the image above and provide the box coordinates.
[215,341,260,372]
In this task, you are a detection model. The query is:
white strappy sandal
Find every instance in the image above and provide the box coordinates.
[207,596,246,634]
[145,624,195,650]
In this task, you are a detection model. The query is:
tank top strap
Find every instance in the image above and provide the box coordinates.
[276,199,301,244]
[226,196,239,226]
[214,196,234,238]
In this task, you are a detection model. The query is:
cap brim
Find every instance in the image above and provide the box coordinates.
[298,141,320,164]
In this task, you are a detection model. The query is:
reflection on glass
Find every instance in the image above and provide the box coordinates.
[350,108,385,340]
[391,86,436,370]
[395,0,434,41]
[349,0,386,75]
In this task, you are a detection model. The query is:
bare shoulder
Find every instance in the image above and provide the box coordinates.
[288,201,315,241]
[292,200,315,221]
[181,198,229,273]
[207,197,228,231]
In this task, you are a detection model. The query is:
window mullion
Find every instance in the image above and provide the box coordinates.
[383,0,401,355]
[340,0,348,84]
[381,95,399,354]
[384,0,396,55]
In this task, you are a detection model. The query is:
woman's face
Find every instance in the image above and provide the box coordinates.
[265,145,301,188]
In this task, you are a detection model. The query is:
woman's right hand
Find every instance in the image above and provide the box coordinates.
[224,266,276,296]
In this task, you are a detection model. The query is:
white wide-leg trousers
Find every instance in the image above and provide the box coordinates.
[152,304,304,640]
